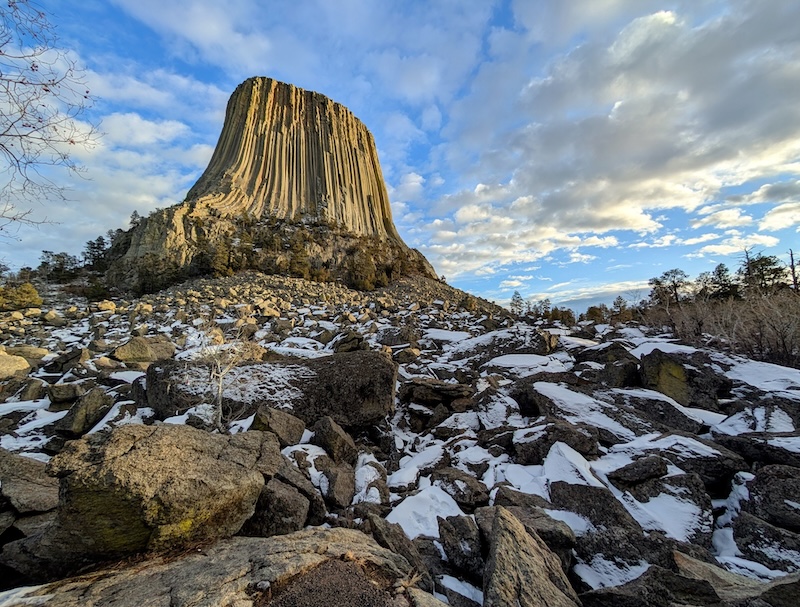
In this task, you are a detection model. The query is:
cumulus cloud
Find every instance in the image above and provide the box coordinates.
[415,1,800,282]
[690,232,781,257]
[691,209,754,229]
[760,203,800,232]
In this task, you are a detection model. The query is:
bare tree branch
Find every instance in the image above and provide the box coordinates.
[0,0,98,235]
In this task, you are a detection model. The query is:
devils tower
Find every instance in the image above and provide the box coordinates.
[108,77,436,293]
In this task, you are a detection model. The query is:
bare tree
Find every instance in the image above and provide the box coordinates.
[0,1,97,235]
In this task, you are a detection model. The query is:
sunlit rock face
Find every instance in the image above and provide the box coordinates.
[108,77,435,293]
[186,77,401,240]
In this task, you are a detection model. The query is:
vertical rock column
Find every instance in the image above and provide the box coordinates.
[185,77,402,242]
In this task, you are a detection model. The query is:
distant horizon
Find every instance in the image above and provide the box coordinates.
[3,1,799,311]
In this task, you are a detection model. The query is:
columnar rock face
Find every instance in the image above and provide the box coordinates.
[187,77,400,240]
[108,77,436,293]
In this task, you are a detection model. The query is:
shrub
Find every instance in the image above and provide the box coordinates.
[0,282,43,310]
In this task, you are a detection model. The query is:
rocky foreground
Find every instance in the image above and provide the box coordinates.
[0,272,799,606]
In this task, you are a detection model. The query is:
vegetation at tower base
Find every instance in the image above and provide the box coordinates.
[105,77,437,294]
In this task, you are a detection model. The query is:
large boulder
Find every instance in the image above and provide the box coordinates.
[732,511,800,572]
[110,335,176,364]
[430,467,489,513]
[368,513,435,593]
[639,349,732,411]
[143,350,397,430]
[55,387,115,437]
[479,495,577,573]
[0,352,30,380]
[513,420,599,465]
[0,449,59,514]
[0,425,279,582]
[482,506,580,607]
[446,326,558,369]
[741,464,800,533]
[0,528,445,607]
[249,405,305,448]
[399,377,475,409]
[240,478,309,538]
[673,550,800,606]
[311,416,358,465]
[437,514,484,582]
[580,565,721,607]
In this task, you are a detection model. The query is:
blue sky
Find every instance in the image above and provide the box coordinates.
[3,0,800,309]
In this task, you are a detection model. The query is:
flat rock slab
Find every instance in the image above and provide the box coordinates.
[144,350,397,429]
[0,529,444,607]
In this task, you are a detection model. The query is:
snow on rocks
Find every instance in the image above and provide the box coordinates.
[2,272,800,603]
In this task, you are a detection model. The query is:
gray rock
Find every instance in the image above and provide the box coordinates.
[548,481,642,531]
[713,431,800,468]
[477,503,576,573]
[430,467,489,512]
[483,506,580,607]
[240,477,309,537]
[628,473,713,548]
[448,326,557,368]
[250,406,306,448]
[652,433,748,497]
[46,382,86,404]
[640,349,732,411]
[330,330,365,353]
[376,325,420,348]
[579,565,721,607]
[144,350,397,430]
[368,513,434,592]
[0,448,58,513]
[42,348,89,374]
[322,462,356,509]
[732,510,800,572]
[399,377,475,409]
[513,420,599,465]
[437,514,483,582]
[673,550,800,606]
[274,459,327,526]
[574,341,637,365]
[111,335,176,363]
[55,387,115,437]
[0,528,434,607]
[743,464,800,533]
[607,455,669,487]
[311,415,358,465]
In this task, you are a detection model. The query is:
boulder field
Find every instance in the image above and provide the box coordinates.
[1,272,799,606]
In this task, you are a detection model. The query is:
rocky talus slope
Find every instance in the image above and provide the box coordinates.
[0,272,799,606]
[108,77,436,293]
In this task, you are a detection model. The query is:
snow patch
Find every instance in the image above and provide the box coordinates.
[385,485,462,539]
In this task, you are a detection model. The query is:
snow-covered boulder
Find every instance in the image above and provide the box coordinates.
[142,350,397,430]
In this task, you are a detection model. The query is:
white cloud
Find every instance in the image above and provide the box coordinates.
[392,172,426,202]
[691,208,753,228]
[692,233,781,257]
[683,233,720,245]
[102,113,189,146]
[759,203,800,232]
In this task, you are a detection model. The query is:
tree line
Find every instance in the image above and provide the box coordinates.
[510,249,800,368]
